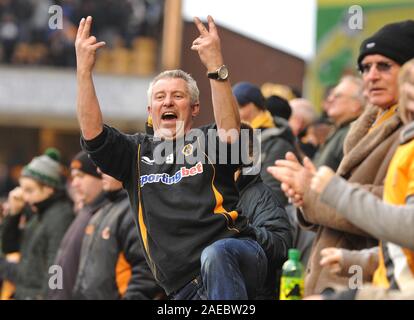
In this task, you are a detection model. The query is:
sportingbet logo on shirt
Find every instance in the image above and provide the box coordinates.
[140,162,203,187]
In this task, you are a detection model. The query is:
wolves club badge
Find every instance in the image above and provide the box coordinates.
[182,144,194,156]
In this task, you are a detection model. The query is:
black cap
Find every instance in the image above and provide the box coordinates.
[358,20,414,69]
[70,151,101,179]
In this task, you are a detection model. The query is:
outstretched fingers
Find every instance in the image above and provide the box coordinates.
[193,16,209,36]
[81,16,93,39]
[207,15,217,35]
[76,17,86,40]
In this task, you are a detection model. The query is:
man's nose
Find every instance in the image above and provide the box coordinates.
[365,65,381,81]
[163,94,174,107]
[71,177,79,188]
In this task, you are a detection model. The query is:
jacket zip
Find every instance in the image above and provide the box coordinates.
[137,143,159,282]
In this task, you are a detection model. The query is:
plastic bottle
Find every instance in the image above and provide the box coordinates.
[279,248,304,300]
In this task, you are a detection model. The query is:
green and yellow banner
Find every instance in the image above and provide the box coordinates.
[306,0,414,111]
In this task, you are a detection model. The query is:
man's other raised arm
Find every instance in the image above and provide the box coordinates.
[75,16,106,140]
[191,16,240,143]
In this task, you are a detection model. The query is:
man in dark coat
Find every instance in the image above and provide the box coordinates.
[72,172,162,300]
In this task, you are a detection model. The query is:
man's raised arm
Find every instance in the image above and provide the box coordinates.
[191,16,240,143]
[75,16,106,140]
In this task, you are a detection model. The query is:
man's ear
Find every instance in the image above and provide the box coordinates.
[191,103,200,117]
[147,105,152,114]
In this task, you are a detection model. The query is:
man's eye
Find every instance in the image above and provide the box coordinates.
[156,95,164,100]
[360,63,372,73]
[377,62,392,72]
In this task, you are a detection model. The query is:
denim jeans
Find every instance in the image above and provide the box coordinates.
[172,238,267,300]
[200,238,267,300]
[171,276,207,300]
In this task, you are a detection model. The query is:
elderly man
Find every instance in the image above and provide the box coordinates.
[49,151,107,300]
[289,98,318,158]
[306,58,414,300]
[75,16,267,300]
[313,75,365,171]
[268,20,414,296]
[72,172,161,300]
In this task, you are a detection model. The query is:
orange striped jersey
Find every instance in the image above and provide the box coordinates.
[373,133,414,289]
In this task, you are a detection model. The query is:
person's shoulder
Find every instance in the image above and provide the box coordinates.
[45,196,72,215]
[103,124,150,144]
[121,130,149,145]
[400,122,414,145]
[243,177,282,205]
[194,123,217,134]
[43,198,74,230]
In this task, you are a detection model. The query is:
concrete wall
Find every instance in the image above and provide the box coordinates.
[0,66,152,131]
[180,21,305,127]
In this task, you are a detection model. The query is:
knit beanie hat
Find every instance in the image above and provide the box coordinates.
[21,148,63,189]
[358,20,414,69]
[70,151,101,179]
[265,95,292,120]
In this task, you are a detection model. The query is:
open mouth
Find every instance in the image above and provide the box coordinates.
[370,88,384,93]
[161,112,178,121]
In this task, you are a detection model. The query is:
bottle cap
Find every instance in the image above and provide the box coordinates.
[288,249,300,261]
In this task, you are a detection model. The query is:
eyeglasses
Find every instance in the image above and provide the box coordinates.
[329,92,357,101]
[359,61,394,74]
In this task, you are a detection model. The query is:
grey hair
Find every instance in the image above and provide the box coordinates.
[147,69,200,106]
[340,75,366,106]
[289,98,317,127]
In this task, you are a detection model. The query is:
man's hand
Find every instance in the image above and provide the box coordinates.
[303,295,324,300]
[75,16,106,75]
[320,247,344,274]
[310,166,335,195]
[267,152,315,207]
[191,16,224,72]
[8,187,25,215]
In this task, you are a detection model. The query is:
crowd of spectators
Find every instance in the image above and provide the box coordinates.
[0,0,164,67]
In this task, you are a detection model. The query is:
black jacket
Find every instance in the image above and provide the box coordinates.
[237,173,293,299]
[0,192,74,299]
[72,190,161,300]
[259,117,299,206]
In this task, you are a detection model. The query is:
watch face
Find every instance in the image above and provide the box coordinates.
[218,66,228,79]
